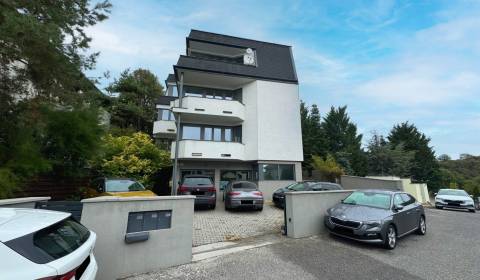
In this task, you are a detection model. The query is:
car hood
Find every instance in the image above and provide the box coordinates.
[103,190,157,197]
[329,203,391,221]
[436,194,472,202]
[274,188,288,194]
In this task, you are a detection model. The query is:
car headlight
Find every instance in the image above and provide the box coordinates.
[435,197,443,202]
[364,220,381,228]
[325,209,331,216]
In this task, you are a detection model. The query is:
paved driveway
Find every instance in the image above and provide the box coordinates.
[193,203,283,246]
[130,208,480,280]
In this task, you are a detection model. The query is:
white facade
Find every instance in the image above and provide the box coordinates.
[153,30,304,197]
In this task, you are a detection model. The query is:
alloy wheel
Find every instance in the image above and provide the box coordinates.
[420,217,426,234]
[387,226,396,249]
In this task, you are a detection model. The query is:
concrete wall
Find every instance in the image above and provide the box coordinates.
[401,180,430,203]
[0,197,50,208]
[285,190,353,238]
[340,175,402,191]
[81,196,195,280]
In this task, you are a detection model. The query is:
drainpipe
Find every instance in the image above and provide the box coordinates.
[171,72,184,196]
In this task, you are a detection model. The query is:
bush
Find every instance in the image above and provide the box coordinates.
[97,132,170,186]
[311,154,344,182]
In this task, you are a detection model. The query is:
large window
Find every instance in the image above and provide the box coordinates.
[181,124,241,142]
[259,164,295,181]
[182,125,201,140]
[181,86,242,102]
[157,108,174,121]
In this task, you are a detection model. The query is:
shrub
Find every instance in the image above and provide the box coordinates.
[97,132,170,186]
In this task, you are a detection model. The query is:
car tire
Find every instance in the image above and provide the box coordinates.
[257,206,263,211]
[384,225,397,250]
[211,204,216,210]
[435,206,443,209]
[469,209,476,213]
[416,215,426,235]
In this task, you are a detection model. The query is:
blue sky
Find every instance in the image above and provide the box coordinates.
[85,0,480,159]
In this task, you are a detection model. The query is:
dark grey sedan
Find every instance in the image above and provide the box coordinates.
[324,190,426,249]
[224,181,263,211]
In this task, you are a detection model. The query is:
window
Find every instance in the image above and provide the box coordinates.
[232,182,257,189]
[157,109,174,121]
[393,194,403,207]
[279,164,295,180]
[106,179,145,192]
[343,191,392,209]
[213,128,222,141]
[400,193,415,206]
[127,210,172,233]
[204,127,213,140]
[5,218,90,264]
[182,125,201,140]
[259,164,295,181]
[224,128,232,142]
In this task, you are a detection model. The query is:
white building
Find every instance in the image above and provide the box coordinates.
[153,30,303,198]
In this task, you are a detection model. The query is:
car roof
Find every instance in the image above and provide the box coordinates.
[0,208,70,242]
[231,180,256,185]
[183,175,211,178]
[354,189,399,194]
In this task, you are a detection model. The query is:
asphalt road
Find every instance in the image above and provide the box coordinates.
[128,208,479,280]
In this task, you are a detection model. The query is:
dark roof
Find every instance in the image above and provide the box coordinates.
[156,95,177,105]
[174,30,298,84]
[165,74,176,86]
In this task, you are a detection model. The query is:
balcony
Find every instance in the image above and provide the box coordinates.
[153,120,176,138]
[171,140,245,161]
[172,96,245,124]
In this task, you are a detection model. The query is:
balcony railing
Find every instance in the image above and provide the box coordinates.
[171,96,245,123]
[171,140,245,161]
[153,120,176,137]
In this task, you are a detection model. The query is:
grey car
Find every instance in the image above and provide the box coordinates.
[224,181,264,211]
[325,190,426,249]
[272,181,342,208]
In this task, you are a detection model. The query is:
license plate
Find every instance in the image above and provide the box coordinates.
[241,200,253,205]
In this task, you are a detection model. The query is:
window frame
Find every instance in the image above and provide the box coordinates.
[258,164,296,181]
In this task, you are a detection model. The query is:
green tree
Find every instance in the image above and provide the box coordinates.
[437,154,451,161]
[0,0,111,197]
[97,132,171,186]
[107,69,164,134]
[388,122,440,189]
[301,102,327,174]
[311,154,344,182]
[366,132,414,177]
[321,106,367,176]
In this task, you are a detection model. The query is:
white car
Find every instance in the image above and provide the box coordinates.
[435,189,476,213]
[0,208,97,279]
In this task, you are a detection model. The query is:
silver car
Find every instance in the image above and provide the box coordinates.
[435,189,476,212]
[224,181,264,211]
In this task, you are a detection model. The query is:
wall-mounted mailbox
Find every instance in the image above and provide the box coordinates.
[125,231,149,244]
[126,210,172,234]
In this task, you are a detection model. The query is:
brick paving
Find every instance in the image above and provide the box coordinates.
[192,203,284,247]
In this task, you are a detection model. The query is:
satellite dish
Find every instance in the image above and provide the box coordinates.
[245,48,253,54]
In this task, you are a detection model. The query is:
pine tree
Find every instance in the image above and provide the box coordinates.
[388,122,440,187]
[321,106,367,176]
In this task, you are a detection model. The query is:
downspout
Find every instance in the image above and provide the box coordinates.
[171,72,184,196]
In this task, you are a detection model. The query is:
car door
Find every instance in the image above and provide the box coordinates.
[392,194,410,236]
[400,193,420,231]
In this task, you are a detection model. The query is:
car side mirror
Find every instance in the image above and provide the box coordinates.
[394,205,404,211]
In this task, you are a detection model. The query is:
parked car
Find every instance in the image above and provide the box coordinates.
[325,190,426,250]
[272,181,342,208]
[178,175,216,209]
[434,189,476,212]
[0,208,97,279]
[84,177,157,198]
[224,181,264,211]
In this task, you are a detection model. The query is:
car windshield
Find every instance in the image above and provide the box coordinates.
[438,189,468,196]
[343,191,392,209]
[106,179,145,192]
[287,183,307,191]
[232,182,257,189]
[183,177,212,186]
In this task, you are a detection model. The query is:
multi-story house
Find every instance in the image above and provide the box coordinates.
[153,30,303,199]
